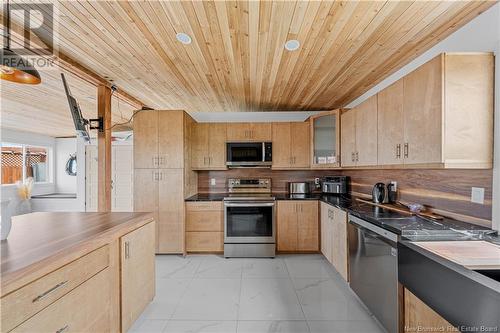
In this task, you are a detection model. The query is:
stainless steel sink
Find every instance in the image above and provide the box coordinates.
[474,269,500,283]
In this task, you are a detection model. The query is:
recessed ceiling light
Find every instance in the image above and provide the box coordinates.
[284,39,300,51]
[176,32,192,45]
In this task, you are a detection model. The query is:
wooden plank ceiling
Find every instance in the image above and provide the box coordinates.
[1,0,495,136]
[1,68,136,137]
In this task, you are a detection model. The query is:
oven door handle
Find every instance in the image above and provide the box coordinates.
[224,202,275,207]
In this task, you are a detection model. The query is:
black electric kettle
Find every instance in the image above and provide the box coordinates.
[372,183,386,203]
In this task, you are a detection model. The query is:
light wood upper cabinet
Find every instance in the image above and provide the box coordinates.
[378,53,493,168]
[133,111,158,169]
[272,123,291,169]
[158,111,184,168]
[291,122,310,168]
[310,110,341,168]
[403,55,443,165]
[377,79,404,165]
[340,95,378,167]
[277,200,318,252]
[133,110,186,169]
[272,122,310,169]
[121,222,155,332]
[191,123,227,170]
[355,95,378,166]
[340,109,356,167]
[209,123,227,169]
[191,123,209,169]
[227,123,271,141]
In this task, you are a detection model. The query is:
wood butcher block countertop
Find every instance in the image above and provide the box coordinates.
[413,241,500,270]
[0,211,154,296]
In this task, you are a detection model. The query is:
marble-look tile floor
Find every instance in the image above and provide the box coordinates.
[130,254,386,333]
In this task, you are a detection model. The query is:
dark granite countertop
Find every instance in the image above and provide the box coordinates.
[186,192,495,239]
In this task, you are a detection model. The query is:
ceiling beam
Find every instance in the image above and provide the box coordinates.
[0,13,145,110]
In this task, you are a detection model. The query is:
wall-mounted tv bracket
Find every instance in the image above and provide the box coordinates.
[87,117,104,132]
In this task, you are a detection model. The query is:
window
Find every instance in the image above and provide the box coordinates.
[1,143,50,185]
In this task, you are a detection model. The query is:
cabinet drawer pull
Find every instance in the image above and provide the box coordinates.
[56,325,69,333]
[396,144,401,159]
[32,281,68,303]
[404,143,409,158]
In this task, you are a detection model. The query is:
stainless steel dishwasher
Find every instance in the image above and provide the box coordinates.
[348,215,400,333]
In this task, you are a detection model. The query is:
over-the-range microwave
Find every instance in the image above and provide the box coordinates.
[226,142,272,168]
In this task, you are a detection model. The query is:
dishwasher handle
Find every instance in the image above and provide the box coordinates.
[348,215,399,243]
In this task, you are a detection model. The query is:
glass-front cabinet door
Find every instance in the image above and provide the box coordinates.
[310,110,341,168]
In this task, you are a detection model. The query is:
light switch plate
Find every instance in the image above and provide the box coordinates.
[471,187,485,204]
[210,178,216,186]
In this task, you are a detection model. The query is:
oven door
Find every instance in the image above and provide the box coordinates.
[226,142,266,166]
[224,202,275,243]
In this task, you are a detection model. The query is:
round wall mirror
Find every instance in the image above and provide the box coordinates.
[65,153,77,176]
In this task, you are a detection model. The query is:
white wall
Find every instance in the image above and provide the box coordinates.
[346,4,500,231]
[190,111,322,123]
[54,138,77,193]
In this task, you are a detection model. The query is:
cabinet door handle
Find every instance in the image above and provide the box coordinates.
[56,325,69,333]
[356,152,359,162]
[404,143,409,158]
[32,281,68,303]
[125,241,130,259]
[396,144,401,159]
[351,152,354,162]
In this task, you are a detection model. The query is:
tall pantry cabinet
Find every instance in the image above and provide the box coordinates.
[134,110,197,254]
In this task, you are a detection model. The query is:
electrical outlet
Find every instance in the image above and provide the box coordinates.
[210,178,216,186]
[314,178,320,185]
[471,187,485,204]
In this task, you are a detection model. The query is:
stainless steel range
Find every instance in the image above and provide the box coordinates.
[223,178,276,258]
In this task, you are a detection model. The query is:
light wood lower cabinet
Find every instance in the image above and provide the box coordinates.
[1,246,110,332]
[320,202,349,281]
[121,222,156,332]
[404,288,458,332]
[277,200,319,252]
[185,201,224,252]
[11,268,112,333]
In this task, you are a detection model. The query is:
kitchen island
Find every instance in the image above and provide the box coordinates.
[1,212,156,332]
